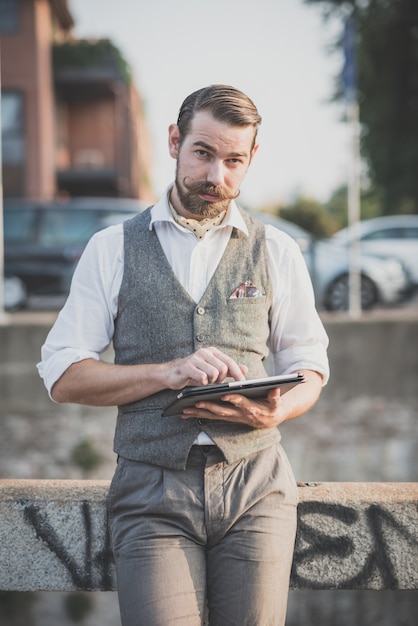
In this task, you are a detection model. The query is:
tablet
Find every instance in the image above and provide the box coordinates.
[162,372,304,417]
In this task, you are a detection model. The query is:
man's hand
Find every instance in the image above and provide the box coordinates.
[181,370,323,428]
[181,387,283,428]
[51,346,248,407]
[165,347,248,390]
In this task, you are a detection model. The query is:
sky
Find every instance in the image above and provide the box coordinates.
[69,0,349,210]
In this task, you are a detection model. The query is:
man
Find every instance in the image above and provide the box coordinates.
[38,84,329,626]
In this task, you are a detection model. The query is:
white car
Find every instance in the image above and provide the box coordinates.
[3,276,28,311]
[332,215,418,287]
[251,212,410,311]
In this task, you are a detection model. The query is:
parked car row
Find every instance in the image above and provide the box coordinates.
[2,198,416,312]
[251,212,414,311]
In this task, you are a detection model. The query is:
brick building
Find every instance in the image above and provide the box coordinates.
[0,0,153,201]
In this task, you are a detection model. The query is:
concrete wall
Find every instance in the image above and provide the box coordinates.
[320,317,418,401]
[1,480,417,592]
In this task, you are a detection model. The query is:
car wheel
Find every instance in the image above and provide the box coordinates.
[324,274,378,311]
[4,276,28,311]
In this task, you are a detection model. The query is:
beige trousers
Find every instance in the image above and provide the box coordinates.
[108,441,298,626]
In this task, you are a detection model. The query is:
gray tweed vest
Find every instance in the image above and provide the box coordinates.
[112,207,281,469]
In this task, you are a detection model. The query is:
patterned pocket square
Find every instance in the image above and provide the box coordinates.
[229,280,263,299]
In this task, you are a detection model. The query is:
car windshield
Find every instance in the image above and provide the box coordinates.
[362,227,418,241]
[39,209,101,246]
[4,208,37,243]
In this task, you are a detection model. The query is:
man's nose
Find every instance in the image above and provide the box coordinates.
[207,160,225,187]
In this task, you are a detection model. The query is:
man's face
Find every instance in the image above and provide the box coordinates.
[168,110,258,219]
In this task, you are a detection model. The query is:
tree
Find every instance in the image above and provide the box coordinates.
[306,0,418,215]
[277,196,335,237]
[325,185,384,231]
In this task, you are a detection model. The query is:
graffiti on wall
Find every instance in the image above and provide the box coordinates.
[22,500,114,590]
[291,501,418,589]
[15,497,418,590]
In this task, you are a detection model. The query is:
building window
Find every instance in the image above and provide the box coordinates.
[1,91,25,196]
[0,0,20,33]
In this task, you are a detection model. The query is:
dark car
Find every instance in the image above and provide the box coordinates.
[3,197,149,310]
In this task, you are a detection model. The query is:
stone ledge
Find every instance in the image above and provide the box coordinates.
[0,480,417,591]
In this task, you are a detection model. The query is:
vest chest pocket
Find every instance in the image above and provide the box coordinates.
[226,295,267,313]
[227,295,267,305]
[226,295,269,337]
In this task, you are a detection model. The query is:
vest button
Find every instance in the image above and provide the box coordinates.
[197,419,205,426]
[196,306,205,315]
[196,334,205,342]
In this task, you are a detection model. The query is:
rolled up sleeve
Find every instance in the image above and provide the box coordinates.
[37,225,124,398]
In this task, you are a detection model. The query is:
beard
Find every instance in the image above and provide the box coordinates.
[175,164,240,219]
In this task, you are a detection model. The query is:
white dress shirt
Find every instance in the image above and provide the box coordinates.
[38,188,329,402]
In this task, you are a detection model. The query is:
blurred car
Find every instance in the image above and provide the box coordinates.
[3,275,28,311]
[3,197,149,310]
[251,212,410,311]
[331,215,418,288]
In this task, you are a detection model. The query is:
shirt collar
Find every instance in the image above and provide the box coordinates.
[149,184,249,237]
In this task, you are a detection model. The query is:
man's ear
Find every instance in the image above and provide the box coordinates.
[249,143,259,165]
[168,124,180,158]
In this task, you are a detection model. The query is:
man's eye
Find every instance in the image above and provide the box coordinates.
[196,150,208,158]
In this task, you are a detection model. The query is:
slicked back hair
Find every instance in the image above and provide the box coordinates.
[176,84,262,149]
